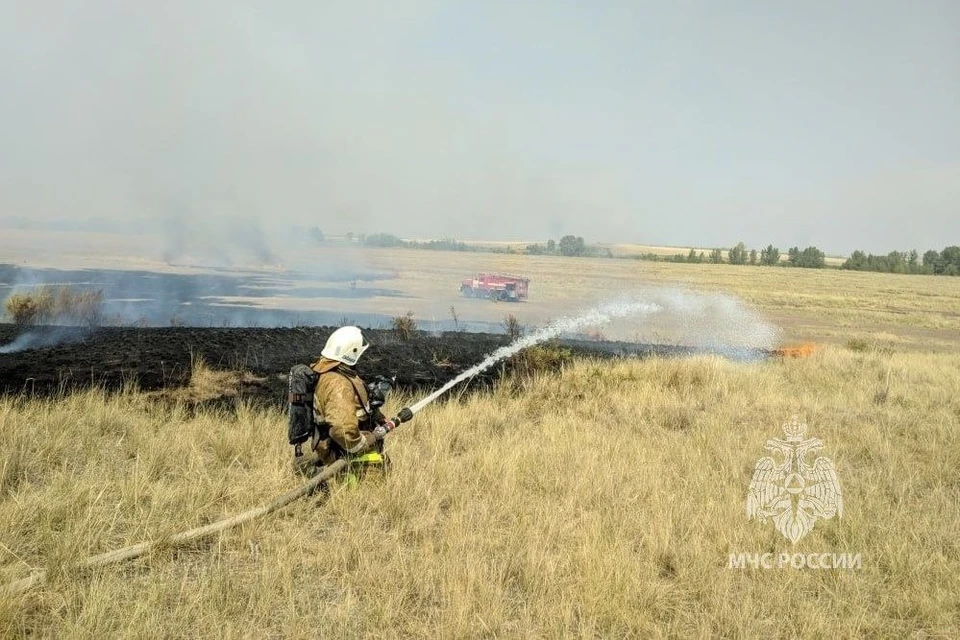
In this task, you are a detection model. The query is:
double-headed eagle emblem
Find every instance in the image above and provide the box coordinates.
[747,416,843,543]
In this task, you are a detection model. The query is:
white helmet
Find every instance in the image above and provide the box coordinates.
[321,326,369,366]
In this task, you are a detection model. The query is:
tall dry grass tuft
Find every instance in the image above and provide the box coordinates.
[392,311,417,341]
[2,285,103,327]
[3,295,41,327]
[146,355,265,406]
[502,313,523,339]
[186,355,239,400]
[1,348,958,636]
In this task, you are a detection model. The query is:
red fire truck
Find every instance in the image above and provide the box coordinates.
[459,273,530,301]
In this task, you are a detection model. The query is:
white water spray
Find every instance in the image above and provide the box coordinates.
[407,298,661,415]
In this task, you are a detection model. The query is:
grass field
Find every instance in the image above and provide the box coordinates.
[350,248,960,352]
[2,233,960,636]
[1,347,958,637]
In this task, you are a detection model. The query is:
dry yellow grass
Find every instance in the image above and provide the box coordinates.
[1,346,958,637]
[148,356,265,406]
[336,248,960,351]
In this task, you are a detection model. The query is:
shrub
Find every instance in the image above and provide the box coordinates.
[392,311,417,341]
[363,233,404,248]
[846,338,869,352]
[2,286,103,327]
[4,294,39,326]
[61,288,103,326]
[510,344,574,378]
[50,287,103,326]
[502,314,523,340]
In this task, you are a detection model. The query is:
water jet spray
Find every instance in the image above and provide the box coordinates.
[376,299,662,435]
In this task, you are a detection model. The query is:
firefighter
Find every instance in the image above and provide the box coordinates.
[308,326,394,483]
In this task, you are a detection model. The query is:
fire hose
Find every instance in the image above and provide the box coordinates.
[2,407,418,595]
[3,299,664,593]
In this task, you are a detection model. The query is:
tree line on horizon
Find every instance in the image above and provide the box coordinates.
[645,242,960,275]
[314,229,959,276]
[842,247,960,275]
[665,243,826,268]
[359,232,612,257]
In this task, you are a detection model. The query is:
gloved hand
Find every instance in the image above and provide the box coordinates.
[360,431,379,451]
[374,419,396,440]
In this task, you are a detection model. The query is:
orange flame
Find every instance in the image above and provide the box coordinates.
[773,343,817,358]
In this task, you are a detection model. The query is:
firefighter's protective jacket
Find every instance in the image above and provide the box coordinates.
[310,357,376,455]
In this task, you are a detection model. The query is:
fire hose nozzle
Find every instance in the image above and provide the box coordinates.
[374,407,414,441]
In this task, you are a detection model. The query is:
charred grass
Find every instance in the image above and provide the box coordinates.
[0,348,958,637]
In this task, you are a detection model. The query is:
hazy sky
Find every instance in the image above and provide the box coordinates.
[1,1,957,255]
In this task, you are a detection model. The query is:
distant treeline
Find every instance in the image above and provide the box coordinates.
[360,232,611,257]
[362,233,468,251]
[661,243,827,268]
[311,228,959,276]
[842,247,960,275]
[649,243,960,275]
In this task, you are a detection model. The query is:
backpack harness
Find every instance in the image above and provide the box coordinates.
[287,364,380,462]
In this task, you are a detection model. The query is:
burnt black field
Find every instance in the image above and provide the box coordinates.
[0,323,737,407]
[0,263,419,329]
[1,263,772,405]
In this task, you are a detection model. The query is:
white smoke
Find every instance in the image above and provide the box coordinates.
[0,328,85,354]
